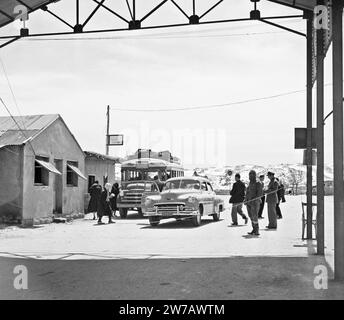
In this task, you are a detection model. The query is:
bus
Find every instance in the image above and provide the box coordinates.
[117,157,184,218]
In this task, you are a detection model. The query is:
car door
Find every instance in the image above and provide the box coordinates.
[207,182,216,214]
[200,181,212,214]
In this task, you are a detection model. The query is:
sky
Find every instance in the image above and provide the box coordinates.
[0,0,336,168]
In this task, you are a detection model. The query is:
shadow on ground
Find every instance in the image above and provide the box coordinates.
[140,219,220,229]
[0,255,343,300]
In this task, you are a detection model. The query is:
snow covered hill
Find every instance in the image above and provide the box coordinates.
[186,164,333,194]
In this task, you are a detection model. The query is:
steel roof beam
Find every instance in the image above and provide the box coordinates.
[260,18,306,37]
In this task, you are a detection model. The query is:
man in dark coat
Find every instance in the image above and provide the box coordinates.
[229,173,248,226]
[276,178,286,219]
[87,180,102,220]
[97,183,115,224]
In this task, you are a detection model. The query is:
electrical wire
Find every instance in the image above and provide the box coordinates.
[0,96,36,156]
[110,89,306,112]
[109,82,335,112]
[0,55,27,130]
[19,18,304,42]
[23,29,305,42]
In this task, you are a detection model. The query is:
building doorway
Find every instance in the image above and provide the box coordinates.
[53,159,63,214]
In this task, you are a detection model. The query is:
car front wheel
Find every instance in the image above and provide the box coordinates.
[192,208,202,227]
[149,217,160,227]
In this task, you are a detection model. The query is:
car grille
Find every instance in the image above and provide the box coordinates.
[153,203,194,216]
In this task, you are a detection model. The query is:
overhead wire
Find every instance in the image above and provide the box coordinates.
[0,95,36,156]
[0,55,27,129]
[18,18,304,42]
[109,83,335,112]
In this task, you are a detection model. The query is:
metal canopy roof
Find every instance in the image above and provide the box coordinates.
[0,114,59,148]
[0,0,59,28]
[268,0,317,11]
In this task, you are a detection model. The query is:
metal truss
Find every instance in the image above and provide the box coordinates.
[0,0,306,49]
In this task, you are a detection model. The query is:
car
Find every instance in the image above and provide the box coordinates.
[142,177,224,227]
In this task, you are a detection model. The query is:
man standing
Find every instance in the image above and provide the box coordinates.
[265,172,279,229]
[87,180,102,220]
[275,178,286,219]
[245,170,263,235]
[229,173,248,226]
[258,174,266,219]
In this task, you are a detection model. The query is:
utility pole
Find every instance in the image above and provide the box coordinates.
[106,105,110,156]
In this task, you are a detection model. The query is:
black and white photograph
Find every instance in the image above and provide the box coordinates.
[0,0,344,313]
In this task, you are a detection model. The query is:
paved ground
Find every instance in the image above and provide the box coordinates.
[0,195,342,299]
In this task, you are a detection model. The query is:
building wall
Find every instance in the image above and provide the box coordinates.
[22,118,86,221]
[0,146,23,222]
[85,158,118,188]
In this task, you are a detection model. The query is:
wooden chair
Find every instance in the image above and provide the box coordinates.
[301,202,317,240]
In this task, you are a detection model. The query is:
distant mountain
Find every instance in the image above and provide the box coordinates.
[186,164,334,193]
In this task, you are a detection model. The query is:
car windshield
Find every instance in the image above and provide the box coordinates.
[163,179,200,190]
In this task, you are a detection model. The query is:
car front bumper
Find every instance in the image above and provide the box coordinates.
[143,203,197,217]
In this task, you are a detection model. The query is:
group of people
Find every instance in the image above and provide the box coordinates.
[229,170,286,236]
[87,181,120,225]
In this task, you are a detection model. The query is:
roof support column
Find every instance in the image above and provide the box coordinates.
[332,0,344,280]
[306,12,314,239]
[316,1,325,255]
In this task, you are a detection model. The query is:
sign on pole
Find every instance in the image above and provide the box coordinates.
[107,134,124,146]
[295,128,317,149]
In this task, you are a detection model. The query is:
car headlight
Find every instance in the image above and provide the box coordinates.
[187,196,197,203]
[119,190,124,197]
[145,198,153,206]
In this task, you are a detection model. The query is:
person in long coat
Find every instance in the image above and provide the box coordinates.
[265,172,279,229]
[97,183,115,224]
[245,170,263,235]
[87,181,102,220]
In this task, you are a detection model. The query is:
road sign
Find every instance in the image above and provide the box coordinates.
[107,134,124,146]
[295,128,317,149]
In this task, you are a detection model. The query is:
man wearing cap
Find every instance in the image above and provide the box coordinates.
[265,171,279,229]
[245,170,263,235]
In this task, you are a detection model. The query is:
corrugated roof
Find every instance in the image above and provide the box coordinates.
[0,0,60,29]
[268,0,317,10]
[0,114,59,148]
[84,151,121,163]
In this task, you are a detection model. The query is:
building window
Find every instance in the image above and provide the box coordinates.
[67,161,79,187]
[34,156,49,186]
[88,175,96,191]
